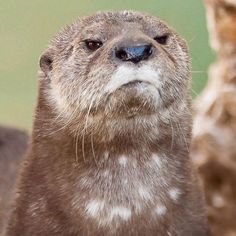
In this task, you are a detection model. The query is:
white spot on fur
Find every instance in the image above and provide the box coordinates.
[138,186,152,200]
[80,177,91,187]
[28,202,41,217]
[118,155,128,166]
[104,151,109,160]
[104,65,160,93]
[85,200,105,217]
[108,206,131,221]
[155,205,167,216]
[168,188,181,202]
[151,154,162,168]
[103,170,110,177]
[98,206,132,226]
[132,159,137,168]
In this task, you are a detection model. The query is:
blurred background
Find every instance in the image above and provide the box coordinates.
[0,0,215,130]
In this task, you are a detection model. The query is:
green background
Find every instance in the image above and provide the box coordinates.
[0,0,215,130]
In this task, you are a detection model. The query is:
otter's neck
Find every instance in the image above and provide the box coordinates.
[30,97,191,212]
[32,118,189,220]
[10,95,194,236]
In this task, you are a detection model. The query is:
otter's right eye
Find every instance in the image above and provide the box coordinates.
[85,40,103,51]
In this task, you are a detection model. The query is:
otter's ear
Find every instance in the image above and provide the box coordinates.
[39,51,53,75]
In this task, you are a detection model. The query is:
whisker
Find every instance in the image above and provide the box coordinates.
[188,36,197,43]
[169,118,174,151]
[79,95,95,164]
[176,122,189,153]
[91,131,98,167]
[191,88,199,97]
[191,70,206,74]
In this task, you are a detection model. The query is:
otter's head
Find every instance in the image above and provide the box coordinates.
[39,11,191,138]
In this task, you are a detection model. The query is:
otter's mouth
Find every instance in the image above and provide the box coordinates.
[122,80,151,88]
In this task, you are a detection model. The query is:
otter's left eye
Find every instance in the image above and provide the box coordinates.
[85,40,103,51]
[154,35,169,45]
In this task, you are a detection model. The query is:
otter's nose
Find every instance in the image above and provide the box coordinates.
[115,44,153,64]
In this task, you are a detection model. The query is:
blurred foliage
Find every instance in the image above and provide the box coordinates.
[0,0,215,130]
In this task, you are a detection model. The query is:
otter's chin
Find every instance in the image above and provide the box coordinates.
[104,87,159,118]
[120,80,151,88]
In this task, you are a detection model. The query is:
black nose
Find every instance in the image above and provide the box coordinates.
[115,44,153,64]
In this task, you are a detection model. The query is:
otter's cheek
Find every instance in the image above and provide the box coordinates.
[47,78,77,121]
[48,82,67,113]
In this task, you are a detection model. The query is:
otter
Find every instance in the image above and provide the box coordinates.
[5,11,209,236]
[0,126,28,234]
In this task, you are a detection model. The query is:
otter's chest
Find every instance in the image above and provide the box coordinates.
[69,153,183,234]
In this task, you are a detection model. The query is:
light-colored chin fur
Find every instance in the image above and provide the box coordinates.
[104,64,161,93]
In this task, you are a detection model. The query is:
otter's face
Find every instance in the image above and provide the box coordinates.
[40,11,191,133]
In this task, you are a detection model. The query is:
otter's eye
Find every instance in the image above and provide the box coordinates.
[154,35,169,45]
[85,40,103,51]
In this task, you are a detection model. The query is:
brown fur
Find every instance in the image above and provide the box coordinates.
[0,126,28,235]
[5,11,209,236]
